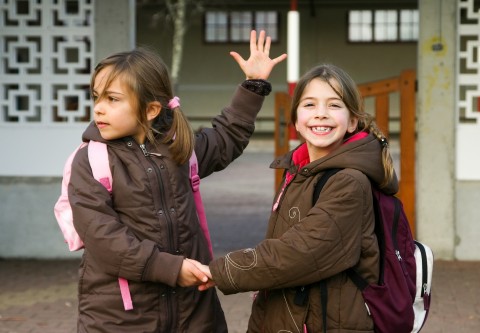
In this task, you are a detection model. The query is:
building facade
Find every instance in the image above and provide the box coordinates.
[0,0,478,260]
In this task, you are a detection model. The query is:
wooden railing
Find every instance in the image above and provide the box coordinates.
[274,69,417,234]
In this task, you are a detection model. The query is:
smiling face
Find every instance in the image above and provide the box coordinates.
[295,78,358,161]
[92,66,145,143]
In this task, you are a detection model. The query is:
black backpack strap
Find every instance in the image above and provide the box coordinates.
[312,168,343,205]
[346,268,369,290]
[319,280,328,333]
[312,168,343,333]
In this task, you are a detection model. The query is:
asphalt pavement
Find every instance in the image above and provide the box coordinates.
[1,141,479,333]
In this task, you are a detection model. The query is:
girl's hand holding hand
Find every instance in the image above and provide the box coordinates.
[177,258,210,287]
[230,30,287,80]
[196,264,216,291]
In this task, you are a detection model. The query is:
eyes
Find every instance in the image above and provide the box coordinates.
[92,94,120,103]
[301,99,345,110]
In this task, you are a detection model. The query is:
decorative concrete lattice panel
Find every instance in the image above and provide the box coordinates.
[0,0,94,125]
[457,0,480,124]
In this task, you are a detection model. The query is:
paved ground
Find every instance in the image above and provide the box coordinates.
[1,144,479,332]
[1,259,479,333]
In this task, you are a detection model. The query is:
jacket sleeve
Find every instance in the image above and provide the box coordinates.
[194,85,265,178]
[209,171,374,294]
[69,146,183,287]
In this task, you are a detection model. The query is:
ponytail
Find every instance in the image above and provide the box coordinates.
[161,99,195,165]
[360,116,395,189]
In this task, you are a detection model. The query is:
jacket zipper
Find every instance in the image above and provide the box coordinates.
[139,144,175,251]
[139,143,176,331]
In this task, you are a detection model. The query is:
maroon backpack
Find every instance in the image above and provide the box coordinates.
[311,168,433,333]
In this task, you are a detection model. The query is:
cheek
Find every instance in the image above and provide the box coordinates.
[295,110,307,126]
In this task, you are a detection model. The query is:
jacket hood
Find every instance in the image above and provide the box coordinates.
[82,121,105,143]
[271,133,398,194]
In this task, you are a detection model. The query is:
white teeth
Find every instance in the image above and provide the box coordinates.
[312,126,332,133]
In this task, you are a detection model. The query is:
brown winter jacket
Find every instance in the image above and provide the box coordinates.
[209,133,399,333]
[69,85,266,333]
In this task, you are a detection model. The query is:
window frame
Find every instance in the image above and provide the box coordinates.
[347,8,418,44]
[203,10,279,44]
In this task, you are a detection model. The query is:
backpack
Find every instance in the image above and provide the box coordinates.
[312,168,434,333]
[53,140,213,311]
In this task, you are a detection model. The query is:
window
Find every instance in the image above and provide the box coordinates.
[204,10,278,43]
[348,9,418,43]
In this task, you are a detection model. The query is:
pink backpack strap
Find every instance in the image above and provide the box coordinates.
[189,151,213,259]
[87,141,133,311]
[88,141,113,192]
[54,142,88,252]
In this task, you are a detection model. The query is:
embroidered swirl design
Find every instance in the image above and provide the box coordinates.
[289,207,301,222]
[224,248,258,291]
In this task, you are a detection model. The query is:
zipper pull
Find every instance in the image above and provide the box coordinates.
[395,250,402,261]
[139,144,162,157]
[140,144,149,156]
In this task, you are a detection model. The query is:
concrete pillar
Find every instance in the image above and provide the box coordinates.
[0,0,136,259]
[416,0,457,259]
[94,0,135,63]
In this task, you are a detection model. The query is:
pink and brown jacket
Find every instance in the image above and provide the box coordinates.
[69,85,265,333]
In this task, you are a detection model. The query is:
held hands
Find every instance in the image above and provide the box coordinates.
[231,30,287,80]
[177,258,216,291]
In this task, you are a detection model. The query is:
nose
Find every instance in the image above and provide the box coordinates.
[314,104,328,118]
[93,99,104,115]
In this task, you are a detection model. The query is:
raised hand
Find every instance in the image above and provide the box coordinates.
[230,30,287,80]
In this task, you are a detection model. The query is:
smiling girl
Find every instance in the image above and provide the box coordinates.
[203,64,398,332]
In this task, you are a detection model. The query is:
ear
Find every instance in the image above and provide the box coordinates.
[347,116,359,134]
[146,101,162,121]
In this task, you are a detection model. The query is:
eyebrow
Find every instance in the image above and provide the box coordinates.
[92,89,125,96]
[301,95,342,101]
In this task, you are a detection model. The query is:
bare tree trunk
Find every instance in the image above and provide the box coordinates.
[166,0,187,84]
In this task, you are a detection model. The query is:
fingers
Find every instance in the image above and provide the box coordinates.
[177,259,207,287]
[229,51,244,66]
[198,279,216,291]
[249,30,257,53]
[256,30,266,52]
[185,258,208,283]
[251,30,268,54]
[186,259,216,291]
[272,53,288,65]
[231,29,287,80]
[187,259,212,279]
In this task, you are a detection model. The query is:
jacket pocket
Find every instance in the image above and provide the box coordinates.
[251,288,308,333]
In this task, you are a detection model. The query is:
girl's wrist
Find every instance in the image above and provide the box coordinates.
[241,79,272,96]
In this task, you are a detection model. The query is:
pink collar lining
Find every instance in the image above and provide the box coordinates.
[292,131,368,167]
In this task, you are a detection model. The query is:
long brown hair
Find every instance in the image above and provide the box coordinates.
[90,48,194,165]
[290,64,395,188]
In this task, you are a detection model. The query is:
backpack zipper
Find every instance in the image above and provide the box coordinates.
[392,198,408,273]
[414,241,429,298]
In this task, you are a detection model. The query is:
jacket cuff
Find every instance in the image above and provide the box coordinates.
[241,79,272,96]
[228,84,266,124]
[142,250,184,287]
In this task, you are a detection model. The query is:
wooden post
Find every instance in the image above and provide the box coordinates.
[375,94,390,138]
[398,69,417,234]
[274,92,292,190]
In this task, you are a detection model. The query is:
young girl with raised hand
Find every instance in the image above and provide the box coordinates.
[205,64,397,332]
[67,30,286,332]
